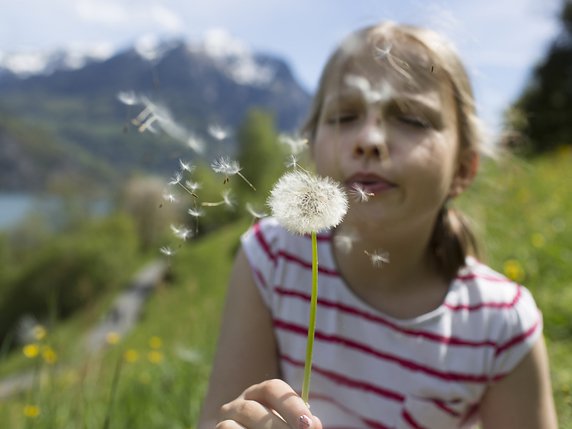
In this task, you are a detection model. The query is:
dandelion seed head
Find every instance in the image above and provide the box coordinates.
[268,170,348,234]
[211,156,241,175]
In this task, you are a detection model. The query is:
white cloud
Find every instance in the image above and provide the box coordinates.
[75,0,129,25]
[150,4,184,33]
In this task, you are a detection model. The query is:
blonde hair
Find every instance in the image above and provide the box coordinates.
[302,22,484,280]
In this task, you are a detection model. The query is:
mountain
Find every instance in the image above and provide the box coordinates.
[0,32,311,192]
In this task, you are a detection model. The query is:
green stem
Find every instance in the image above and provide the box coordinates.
[301,231,319,405]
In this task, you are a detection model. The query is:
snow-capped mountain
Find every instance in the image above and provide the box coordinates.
[0,31,311,190]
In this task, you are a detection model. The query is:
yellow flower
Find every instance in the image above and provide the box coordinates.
[23,405,40,418]
[42,345,58,365]
[503,259,525,283]
[33,325,47,341]
[23,343,40,359]
[531,233,545,248]
[149,336,163,350]
[124,349,140,363]
[105,331,121,345]
[148,350,164,364]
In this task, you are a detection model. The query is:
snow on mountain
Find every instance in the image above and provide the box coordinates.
[0,43,114,77]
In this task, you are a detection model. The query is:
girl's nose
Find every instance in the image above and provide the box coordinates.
[353,115,388,160]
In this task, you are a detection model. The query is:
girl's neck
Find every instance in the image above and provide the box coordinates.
[331,219,449,319]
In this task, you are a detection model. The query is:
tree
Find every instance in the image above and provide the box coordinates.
[234,109,286,204]
[509,0,572,154]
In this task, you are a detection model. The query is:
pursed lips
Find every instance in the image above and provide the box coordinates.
[346,172,397,194]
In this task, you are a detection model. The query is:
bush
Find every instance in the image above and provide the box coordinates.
[0,213,139,344]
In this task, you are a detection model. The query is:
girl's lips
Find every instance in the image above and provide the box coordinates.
[346,173,396,194]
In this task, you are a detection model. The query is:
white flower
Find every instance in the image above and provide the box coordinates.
[268,170,348,234]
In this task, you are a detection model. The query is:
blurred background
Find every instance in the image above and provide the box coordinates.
[1,0,571,427]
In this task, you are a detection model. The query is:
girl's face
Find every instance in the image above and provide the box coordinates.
[312,49,466,230]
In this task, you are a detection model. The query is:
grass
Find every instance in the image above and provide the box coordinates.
[0,148,571,427]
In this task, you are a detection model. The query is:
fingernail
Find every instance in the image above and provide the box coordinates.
[298,415,312,429]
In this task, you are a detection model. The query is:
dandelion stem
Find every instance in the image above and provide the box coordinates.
[301,231,318,405]
[237,172,257,191]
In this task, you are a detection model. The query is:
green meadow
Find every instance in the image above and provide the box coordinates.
[0,148,571,428]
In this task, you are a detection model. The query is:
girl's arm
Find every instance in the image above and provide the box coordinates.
[479,336,558,429]
[197,248,280,429]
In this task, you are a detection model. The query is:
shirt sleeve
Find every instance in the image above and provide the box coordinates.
[240,218,281,309]
[491,285,543,379]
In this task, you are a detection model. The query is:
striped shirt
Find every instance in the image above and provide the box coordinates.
[241,218,542,429]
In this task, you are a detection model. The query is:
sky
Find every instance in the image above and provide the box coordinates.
[0,0,564,132]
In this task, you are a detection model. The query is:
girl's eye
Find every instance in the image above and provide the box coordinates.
[326,113,359,125]
[397,115,430,129]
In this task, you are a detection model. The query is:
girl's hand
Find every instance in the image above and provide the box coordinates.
[216,379,322,429]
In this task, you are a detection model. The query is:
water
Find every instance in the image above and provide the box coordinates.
[0,193,111,231]
[0,193,36,230]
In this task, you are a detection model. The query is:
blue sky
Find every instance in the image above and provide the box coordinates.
[0,0,563,131]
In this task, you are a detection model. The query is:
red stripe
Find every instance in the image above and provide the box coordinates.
[276,319,491,383]
[275,287,498,348]
[281,353,405,402]
[253,223,339,276]
[444,285,522,311]
[252,267,267,290]
[432,399,461,418]
[308,393,393,429]
[402,410,428,429]
[495,316,541,356]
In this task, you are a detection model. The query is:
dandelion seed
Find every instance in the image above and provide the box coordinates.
[169,172,183,186]
[285,154,299,169]
[117,91,140,106]
[160,246,175,256]
[334,231,358,254]
[268,170,348,235]
[279,134,308,155]
[185,180,202,192]
[188,207,204,217]
[245,202,268,219]
[364,250,390,268]
[162,192,178,203]
[178,159,194,173]
[201,189,236,208]
[208,124,230,140]
[170,224,193,241]
[345,74,383,104]
[211,156,256,190]
[374,44,392,59]
[348,183,375,202]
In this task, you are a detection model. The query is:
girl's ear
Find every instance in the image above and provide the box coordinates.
[449,150,479,198]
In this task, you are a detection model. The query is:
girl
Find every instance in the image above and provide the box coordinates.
[198,22,557,429]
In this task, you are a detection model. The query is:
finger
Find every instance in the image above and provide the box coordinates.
[243,379,319,429]
[216,420,246,429]
[219,397,290,429]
